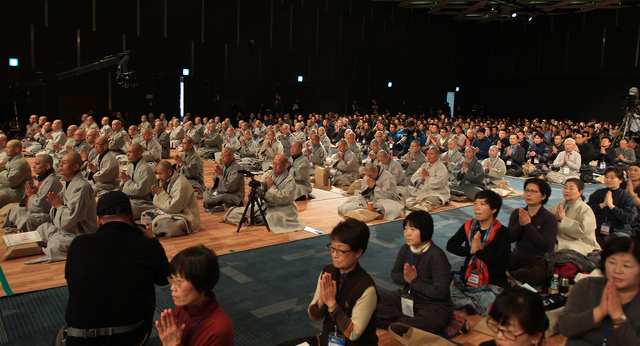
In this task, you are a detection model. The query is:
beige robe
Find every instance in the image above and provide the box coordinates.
[548,199,600,256]
[150,173,201,236]
[289,154,313,200]
[0,154,32,207]
[258,170,306,234]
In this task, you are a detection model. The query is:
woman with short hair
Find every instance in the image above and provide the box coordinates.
[481,287,548,346]
[548,178,600,255]
[155,245,233,345]
[507,178,558,286]
[377,210,453,332]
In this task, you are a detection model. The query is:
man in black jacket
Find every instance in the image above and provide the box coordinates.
[58,191,169,346]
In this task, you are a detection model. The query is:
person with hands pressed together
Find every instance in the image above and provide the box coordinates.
[507,178,558,286]
[377,211,453,333]
[0,140,32,208]
[156,245,233,346]
[447,190,511,306]
[3,153,61,233]
[625,163,640,227]
[559,236,640,345]
[587,167,637,245]
[284,219,377,346]
[548,178,600,255]
[85,137,120,193]
[33,153,97,263]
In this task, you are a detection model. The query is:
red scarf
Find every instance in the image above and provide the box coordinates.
[463,218,501,287]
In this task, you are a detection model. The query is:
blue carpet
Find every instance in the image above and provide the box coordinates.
[0,177,603,345]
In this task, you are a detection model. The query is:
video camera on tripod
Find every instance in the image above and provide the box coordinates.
[236,170,271,233]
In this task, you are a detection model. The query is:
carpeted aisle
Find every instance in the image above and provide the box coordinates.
[0,177,602,345]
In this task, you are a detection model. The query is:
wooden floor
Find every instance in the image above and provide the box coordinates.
[0,150,566,345]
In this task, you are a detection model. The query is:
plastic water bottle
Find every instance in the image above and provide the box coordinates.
[549,274,560,294]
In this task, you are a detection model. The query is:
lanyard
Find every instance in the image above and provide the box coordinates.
[603,296,636,346]
[411,252,424,267]
[183,314,203,346]
[335,273,348,301]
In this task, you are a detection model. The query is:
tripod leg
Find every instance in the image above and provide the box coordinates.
[256,198,271,232]
[236,196,252,233]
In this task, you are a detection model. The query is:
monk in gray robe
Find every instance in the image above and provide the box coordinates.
[289,142,313,200]
[107,120,127,154]
[86,137,120,193]
[339,163,404,220]
[203,148,245,212]
[169,119,184,148]
[408,147,451,206]
[154,120,171,159]
[279,124,295,158]
[318,127,332,156]
[482,145,507,186]
[140,128,162,164]
[0,140,32,208]
[330,140,359,186]
[305,134,327,167]
[32,153,97,263]
[257,154,306,234]
[401,140,427,182]
[258,130,284,171]
[174,137,204,187]
[121,143,156,218]
[3,154,62,233]
[144,161,200,237]
[440,139,464,181]
[238,130,260,158]
[377,150,407,187]
[451,146,485,200]
[41,120,67,156]
[203,123,224,154]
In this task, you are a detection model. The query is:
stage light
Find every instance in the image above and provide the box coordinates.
[298,76,303,82]
[528,16,533,21]
[9,58,18,67]
[182,69,190,76]
[511,11,517,18]
[456,87,460,92]
[388,82,393,88]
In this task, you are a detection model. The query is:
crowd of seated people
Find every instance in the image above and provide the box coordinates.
[3,103,640,344]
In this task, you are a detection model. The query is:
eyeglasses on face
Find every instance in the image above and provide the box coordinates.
[326,243,353,256]
[167,276,187,288]
[524,189,540,195]
[486,319,528,341]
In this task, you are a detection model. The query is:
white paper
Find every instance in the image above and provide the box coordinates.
[3,231,43,247]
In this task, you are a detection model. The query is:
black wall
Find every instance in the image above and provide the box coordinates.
[1,0,639,125]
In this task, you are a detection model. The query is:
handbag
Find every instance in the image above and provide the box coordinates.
[388,322,460,346]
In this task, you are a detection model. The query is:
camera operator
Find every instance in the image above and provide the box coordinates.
[203,148,245,213]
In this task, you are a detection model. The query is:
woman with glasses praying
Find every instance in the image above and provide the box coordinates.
[548,178,600,256]
[155,245,233,345]
[376,210,453,332]
[481,286,548,346]
[282,219,378,346]
[507,178,558,286]
[587,167,637,247]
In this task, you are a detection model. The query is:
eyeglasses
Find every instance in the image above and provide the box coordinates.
[486,319,528,341]
[524,189,540,195]
[326,243,353,256]
[167,276,187,288]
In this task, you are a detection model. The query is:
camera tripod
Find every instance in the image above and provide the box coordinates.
[237,173,271,233]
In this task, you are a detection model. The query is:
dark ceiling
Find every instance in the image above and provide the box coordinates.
[373,0,640,23]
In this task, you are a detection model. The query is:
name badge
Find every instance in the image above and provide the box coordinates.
[600,222,611,235]
[507,159,513,166]
[467,270,480,287]
[328,333,346,346]
[562,166,569,174]
[401,294,415,317]
[600,161,606,169]
[533,157,539,164]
